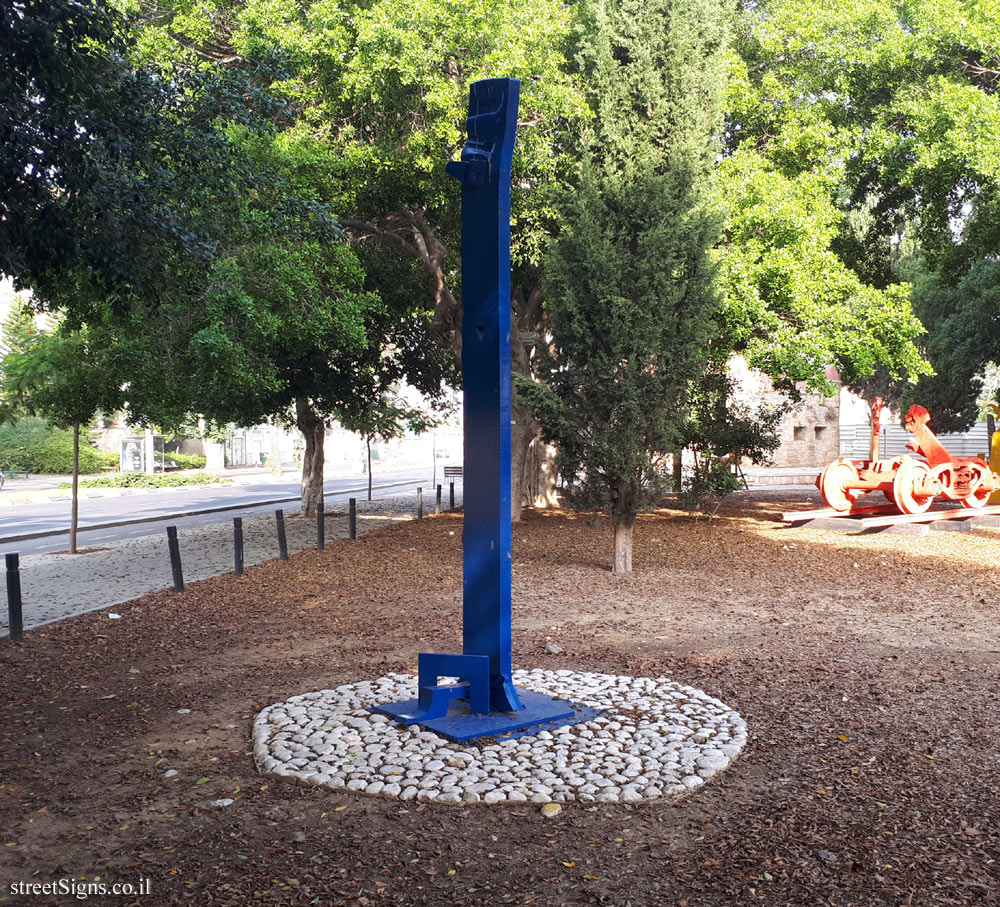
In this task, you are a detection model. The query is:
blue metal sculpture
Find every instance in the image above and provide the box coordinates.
[373,78,595,742]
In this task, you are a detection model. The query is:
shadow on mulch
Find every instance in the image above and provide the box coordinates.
[2,494,999,906]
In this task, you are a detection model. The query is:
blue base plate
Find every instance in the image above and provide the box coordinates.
[371,688,602,743]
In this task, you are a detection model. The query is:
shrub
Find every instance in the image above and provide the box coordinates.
[61,472,225,489]
[159,452,207,470]
[0,417,109,474]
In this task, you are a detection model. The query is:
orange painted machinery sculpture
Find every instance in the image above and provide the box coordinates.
[817,399,999,515]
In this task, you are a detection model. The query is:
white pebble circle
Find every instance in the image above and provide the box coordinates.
[253,669,747,804]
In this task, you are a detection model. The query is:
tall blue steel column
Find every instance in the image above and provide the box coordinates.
[370,78,596,741]
[447,78,524,714]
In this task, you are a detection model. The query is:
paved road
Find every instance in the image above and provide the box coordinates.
[0,469,443,556]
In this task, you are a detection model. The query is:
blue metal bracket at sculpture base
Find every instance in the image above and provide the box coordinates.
[373,651,602,742]
[369,77,598,743]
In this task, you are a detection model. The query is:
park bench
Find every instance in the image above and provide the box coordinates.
[5,469,30,479]
[443,465,463,483]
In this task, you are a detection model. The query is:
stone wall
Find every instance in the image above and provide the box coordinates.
[771,394,841,468]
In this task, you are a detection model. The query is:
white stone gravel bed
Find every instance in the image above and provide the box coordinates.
[254,669,747,805]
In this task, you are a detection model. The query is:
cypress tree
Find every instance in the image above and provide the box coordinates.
[522,0,731,572]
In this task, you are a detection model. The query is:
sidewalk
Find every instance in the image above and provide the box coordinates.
[1,487,463,637]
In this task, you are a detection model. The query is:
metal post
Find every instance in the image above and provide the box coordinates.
[449,79,522,712]
[449,481,455,511]
[166,526,185,592]
[275,509,288,560]
[417,487,423,520]
[233,517,244,576]
[5,553,24,643]
[316,501,325,550]
[349,498,356,540]
[436,484,442,514]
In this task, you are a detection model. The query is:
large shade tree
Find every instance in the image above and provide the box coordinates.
[5,0,383,515]
[0,307,122,553]
[130,0,589,518]
[725,0,1000,424]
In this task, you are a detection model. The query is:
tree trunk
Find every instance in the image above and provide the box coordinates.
[70,422,80,555]
[339,217,553,518]
[366,435,373,502]
[296,397,325,517]
[524,435,559,508]
[612,519,633,574]
[672,448,684,493]
[509,286,549,521]
[611,482,637,573]
[510,401,535,523]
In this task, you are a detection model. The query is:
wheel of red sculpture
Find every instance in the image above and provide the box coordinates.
[891,458,934,514]
[820,459,861,512]
[959,462,992,509]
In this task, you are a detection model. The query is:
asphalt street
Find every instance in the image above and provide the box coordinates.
[0,468,440,556]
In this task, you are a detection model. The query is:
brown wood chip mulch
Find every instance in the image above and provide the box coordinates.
[2,490,999,906]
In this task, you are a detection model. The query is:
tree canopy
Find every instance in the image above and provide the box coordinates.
[7,0,996,524]
[726,0,1000,420]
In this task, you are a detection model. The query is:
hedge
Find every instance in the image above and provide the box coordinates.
[62,472,225,489]
[0,417,116,474]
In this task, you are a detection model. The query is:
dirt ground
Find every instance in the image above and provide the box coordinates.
[2,490,999,906]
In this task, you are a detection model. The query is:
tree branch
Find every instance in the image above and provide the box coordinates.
[340,211,462,360]
[167,30,245,65]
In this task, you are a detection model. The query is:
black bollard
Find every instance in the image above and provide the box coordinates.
[436,484,442,514]
[349,498,356,540]
[5,553,24,643]
[275,509,289,560]
[449,481,455,511]
[417,487,423,520]
[166,526,185,592]
[233,517,244,576]
[316,500,325,550]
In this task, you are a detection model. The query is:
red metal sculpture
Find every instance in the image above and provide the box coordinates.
[817,400,998,515]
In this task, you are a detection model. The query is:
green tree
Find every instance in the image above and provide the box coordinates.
[2,0,126,279]
[339,389,436,502]
[899,258,1000,432]
[132,0,589,518]
[716,149,931,402]
[726,0,999,421]
[6,0,383,516]
[94,235,376,516]
[1,311,121,552]
[521,0,731,572]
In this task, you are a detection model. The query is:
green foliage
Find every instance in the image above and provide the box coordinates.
[61,472,223,489]
[716,150,931,396]
[0,306,122,447]
[0,418,109,474]
[5,0,376,441]
[217,0,587,268]
[131,0,589,415]
[1,0,125,278]
[681,368,784,497]
[727,0,1000,420]
[159,452,207,470]
[526,0,731,533]
[900,259,1000,432]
